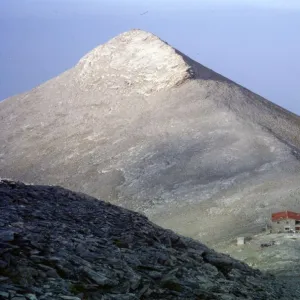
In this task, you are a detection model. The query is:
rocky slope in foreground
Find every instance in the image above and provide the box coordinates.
[1,180,300,300]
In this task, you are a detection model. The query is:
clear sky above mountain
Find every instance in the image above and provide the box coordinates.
[1,0,299,114]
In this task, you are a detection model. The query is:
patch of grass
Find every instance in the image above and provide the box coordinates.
[161,280,182,292]
[113,239,129,248]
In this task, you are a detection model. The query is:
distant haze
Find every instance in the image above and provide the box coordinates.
[1,0,299,114]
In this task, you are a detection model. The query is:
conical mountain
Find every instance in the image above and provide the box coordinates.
[1,29,300,245]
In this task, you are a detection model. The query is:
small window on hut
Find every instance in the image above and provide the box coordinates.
[296,221,300,225]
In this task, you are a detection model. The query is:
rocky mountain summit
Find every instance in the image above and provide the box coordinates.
[1,29,300,257]
[1,179,299,300]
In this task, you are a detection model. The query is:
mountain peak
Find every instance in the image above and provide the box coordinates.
[75,29,196,95]
[2,29,300,274]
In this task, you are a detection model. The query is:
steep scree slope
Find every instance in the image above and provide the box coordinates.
[1,30,300,245]
[1,179,300,299]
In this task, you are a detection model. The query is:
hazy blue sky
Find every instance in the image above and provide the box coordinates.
[1,0,299,114]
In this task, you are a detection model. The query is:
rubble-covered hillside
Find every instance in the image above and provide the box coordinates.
[0,179,299,299]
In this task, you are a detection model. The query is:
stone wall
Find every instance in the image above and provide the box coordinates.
[272,218,296,232]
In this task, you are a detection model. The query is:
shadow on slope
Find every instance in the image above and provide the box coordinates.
[1,179,300,299]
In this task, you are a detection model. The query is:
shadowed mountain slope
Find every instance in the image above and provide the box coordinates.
[1,29,300,246]
[1,179,300,299]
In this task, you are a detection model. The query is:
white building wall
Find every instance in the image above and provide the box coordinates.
[272,218,296,232]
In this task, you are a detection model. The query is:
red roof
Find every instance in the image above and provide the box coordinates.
[272,211,300,221]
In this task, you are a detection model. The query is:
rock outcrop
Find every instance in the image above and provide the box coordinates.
[1,179,300,300]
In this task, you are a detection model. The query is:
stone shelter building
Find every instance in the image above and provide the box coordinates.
[271,211,300,233]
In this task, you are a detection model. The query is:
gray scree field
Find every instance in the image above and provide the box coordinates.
[2,179,300,300]
[1,29,300,247]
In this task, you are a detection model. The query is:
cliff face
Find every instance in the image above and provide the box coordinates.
[1,179,299,300]
[1,29,300,246]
